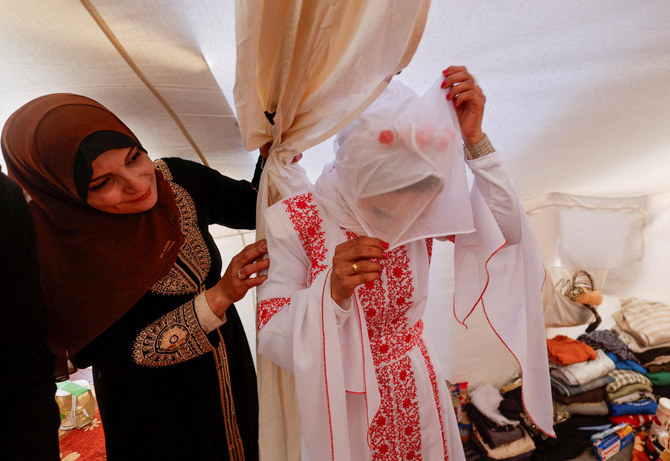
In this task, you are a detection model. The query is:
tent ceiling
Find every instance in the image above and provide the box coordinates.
[1,0,668,198]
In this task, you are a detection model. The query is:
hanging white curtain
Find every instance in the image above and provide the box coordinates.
[234,1,430,458]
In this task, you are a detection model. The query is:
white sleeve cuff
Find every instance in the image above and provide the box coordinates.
[194,291,227,334]
[466,151,522,245]
[332,296,354,326]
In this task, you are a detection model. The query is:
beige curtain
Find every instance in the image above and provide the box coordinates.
[234,1,430,458]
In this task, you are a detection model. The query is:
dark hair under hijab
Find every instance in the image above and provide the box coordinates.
[74,130,144,201]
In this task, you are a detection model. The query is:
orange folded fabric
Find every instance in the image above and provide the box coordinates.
[547,335,597,365]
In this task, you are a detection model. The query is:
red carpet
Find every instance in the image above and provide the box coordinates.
[58,409,106,460]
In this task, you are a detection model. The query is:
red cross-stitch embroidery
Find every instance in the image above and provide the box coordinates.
[284,193,328,283]
[369,356,422,460]
[419,341,448,457]
[426,238,434,265]
[257,297,291,331]
[345,232,424,458]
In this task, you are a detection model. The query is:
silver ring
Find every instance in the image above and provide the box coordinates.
[237,269,246,280]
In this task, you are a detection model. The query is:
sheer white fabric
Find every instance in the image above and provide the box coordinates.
[313,79,473,249]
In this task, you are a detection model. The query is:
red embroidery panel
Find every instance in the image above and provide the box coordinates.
[283,193,328,283]
[370,321,424,369]
[345,232,431,458]
[383,245,415,333]
[426,238,434,265]
[257,297,291,331]
[369,356,422,461]
[348,233,415,339]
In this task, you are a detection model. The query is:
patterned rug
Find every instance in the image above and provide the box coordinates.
[58,409,106,460]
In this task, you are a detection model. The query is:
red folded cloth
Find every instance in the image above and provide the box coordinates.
[609,414,655,429]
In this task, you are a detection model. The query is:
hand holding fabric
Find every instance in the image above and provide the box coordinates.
[330,236,387,305]
[206,239,269,317]
[442,66,486,146]
[259,142,302,163]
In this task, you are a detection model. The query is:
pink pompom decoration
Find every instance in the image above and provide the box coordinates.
[437,136,450,151]
[415,124,436,149]
[378,129,395,145]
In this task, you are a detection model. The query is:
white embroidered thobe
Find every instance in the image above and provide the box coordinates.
[257,152,553,461]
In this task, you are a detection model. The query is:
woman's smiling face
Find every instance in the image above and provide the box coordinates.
[86,146,158,214]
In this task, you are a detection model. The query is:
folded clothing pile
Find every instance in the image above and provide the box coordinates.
[608,298,670,399]
[636,347,670,399]
[466,384,535,460]
[613,299,670,352]
[605,370,657,417]
[549,335,615,416]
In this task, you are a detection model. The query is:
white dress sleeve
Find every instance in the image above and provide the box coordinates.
[452,155,555,436]
[466,151,521,245]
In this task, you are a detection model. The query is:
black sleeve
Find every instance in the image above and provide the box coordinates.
[251,154,264,190]
[0,174,60,461]
[163,157,258,230]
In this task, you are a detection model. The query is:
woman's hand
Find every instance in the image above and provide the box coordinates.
[441,66,486,146]
[205,239,270,317]
[330,236,388,306]
[259,142,303,163]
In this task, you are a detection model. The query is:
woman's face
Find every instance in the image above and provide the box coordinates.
[86,146,158,214]
[358,176,442,224]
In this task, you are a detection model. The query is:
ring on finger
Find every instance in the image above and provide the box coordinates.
[352,261,359,274]
[237,269,247,280]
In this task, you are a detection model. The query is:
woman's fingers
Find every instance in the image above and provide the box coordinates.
[229,239,269,290]
[238,273,268,289]
[348,259,383,276]
[441,66,482,98]
[330,237,389,304]
[333,236,387,262]
[237,257,270,280]
[206,240,270,316]
[259,142,272,159]
[235,239,268,266]
[453,88,483,108]
[441,66,469,86]
[441,65,486,145]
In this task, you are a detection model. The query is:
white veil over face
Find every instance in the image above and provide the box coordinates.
[314,78,474,248]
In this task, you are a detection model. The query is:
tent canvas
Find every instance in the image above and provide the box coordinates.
[1,0,669,398]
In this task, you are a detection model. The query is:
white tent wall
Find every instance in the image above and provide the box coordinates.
[0,0,256,177]
[1,0,669,395]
